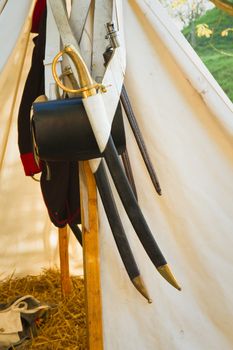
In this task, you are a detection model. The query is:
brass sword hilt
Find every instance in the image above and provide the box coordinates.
[52,45,107,97]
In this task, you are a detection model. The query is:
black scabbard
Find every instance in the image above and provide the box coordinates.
[94,160,152,301]
[103,136,166,268]
[120,85,162,195]
[121,149,138,200]
[94,160,140,281]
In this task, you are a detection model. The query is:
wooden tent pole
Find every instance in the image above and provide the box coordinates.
[58,225,73,296]
[81,161,103,350]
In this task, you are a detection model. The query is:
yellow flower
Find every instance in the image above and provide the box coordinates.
[221,28,233,37]
[196,24,213,38]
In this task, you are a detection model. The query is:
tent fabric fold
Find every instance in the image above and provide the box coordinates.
[99,1,233,349]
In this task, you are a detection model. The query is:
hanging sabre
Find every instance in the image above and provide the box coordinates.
[49,0,181,291]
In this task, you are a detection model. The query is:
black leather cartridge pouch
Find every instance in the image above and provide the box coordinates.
[31,97,126,162]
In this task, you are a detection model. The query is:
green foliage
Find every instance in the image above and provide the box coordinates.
[182,7,233,101]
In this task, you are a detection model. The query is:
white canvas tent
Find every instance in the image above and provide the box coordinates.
[0,0,233,349]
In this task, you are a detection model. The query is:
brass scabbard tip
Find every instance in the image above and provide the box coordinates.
[157,264,181,291]
[132,276,152,303]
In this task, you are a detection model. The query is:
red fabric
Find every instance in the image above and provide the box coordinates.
[20,153,42,176]
[31,0,46,33]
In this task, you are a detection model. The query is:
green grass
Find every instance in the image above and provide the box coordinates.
[182,7,233,102]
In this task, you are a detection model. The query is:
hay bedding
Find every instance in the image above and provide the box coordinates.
[0,269,87,349]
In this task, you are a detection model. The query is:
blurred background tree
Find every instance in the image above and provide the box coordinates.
[160,0,233,102]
